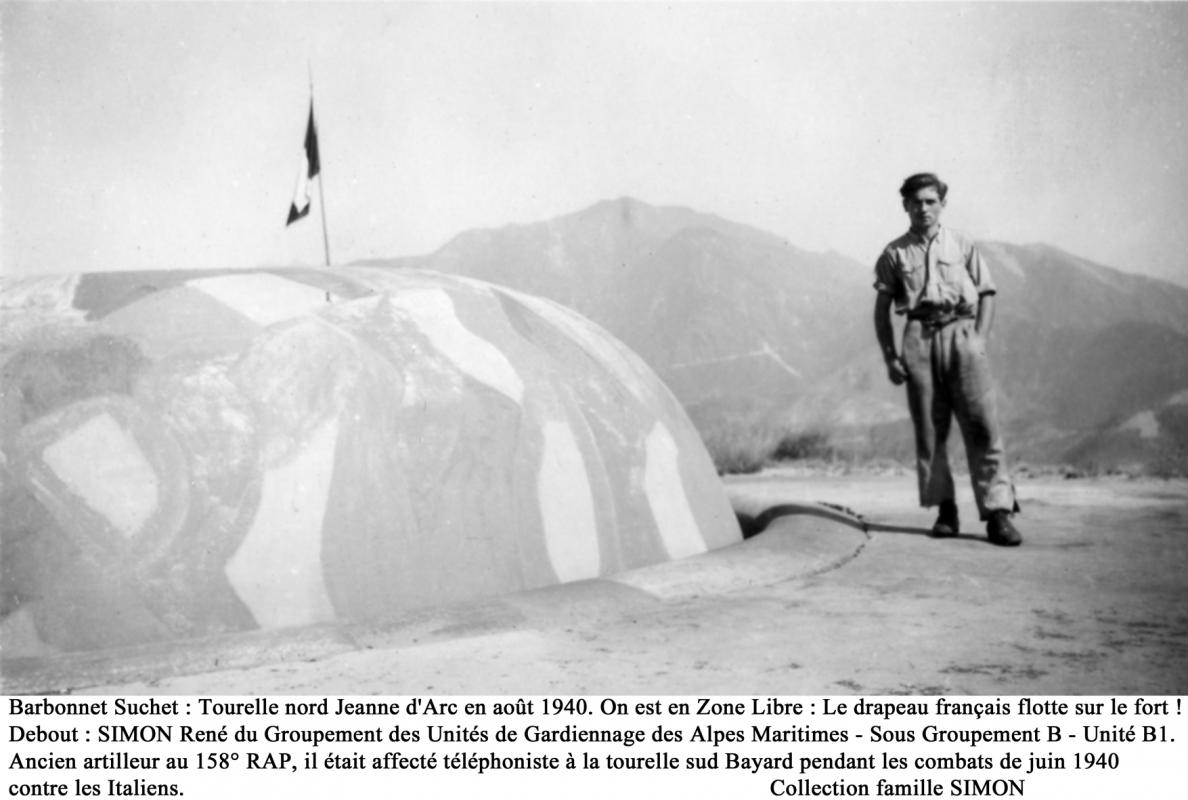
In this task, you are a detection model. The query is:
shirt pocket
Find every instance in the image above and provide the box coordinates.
[898,256,926,294]
[937,256,979,308]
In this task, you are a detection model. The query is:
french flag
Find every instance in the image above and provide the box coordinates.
[286,103,321,226]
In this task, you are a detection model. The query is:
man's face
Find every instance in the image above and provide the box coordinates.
[902,186,945,231]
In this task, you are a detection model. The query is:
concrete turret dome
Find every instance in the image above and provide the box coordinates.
[1,268,739,655]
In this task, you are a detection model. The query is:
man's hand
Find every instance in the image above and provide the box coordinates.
[874,294,907,385]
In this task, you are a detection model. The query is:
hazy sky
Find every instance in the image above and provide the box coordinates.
[4,2,1187,283]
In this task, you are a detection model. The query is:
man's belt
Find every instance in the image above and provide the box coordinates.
[907,309,973,330]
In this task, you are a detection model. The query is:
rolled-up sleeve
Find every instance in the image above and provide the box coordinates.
[873,251,898,297]
[967,244,996,296]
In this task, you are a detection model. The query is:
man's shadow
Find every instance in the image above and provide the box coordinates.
[735,502,979,541]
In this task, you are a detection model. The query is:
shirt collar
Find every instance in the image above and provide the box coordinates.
[906,225,944,246]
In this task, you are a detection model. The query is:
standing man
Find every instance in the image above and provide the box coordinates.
[873,173,1022,546]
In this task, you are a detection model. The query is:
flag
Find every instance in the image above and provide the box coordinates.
[286,103,320,226]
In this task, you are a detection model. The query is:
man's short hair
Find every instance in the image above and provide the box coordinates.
[899,173,948,201]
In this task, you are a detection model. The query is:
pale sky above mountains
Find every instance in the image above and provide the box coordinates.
[4,2,1187,284]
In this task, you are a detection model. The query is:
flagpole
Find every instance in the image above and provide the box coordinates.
[310,64,332,267]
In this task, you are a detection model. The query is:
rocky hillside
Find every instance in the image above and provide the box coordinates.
[361,199,1188,474]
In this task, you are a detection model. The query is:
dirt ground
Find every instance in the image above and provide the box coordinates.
[17,473,1187,696]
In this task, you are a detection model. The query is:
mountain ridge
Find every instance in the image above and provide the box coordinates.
[356,197,1188,474]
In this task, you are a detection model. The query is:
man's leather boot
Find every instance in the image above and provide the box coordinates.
[987,510,1022,546]
[931,499,959,537]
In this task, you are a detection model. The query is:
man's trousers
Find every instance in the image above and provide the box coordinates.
[901,317,1018,520]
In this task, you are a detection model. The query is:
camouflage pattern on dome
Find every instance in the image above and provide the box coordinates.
[0,268,739,655]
